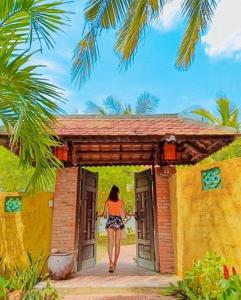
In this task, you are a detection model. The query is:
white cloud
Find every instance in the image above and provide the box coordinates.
[151,0,182,31]
[30,57,67,75]
[202,0,241,58]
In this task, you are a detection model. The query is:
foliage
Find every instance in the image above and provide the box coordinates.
[0,147,33,192]
[6,253,47,293]
[191,98,241,163]
[219,274,241,300]
[198,138,241,165]
[0,0,68,191]
[72,0,218,86]
[191,98,240,131]
[0,253,60,300]
[85,93,160,115]
[0,146,55,192]
[0,276,9,299]
[165,252,226,299]
[22,280,60,300]
[88,166,146,212]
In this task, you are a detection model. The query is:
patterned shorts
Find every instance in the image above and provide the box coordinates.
[105,215,125,230]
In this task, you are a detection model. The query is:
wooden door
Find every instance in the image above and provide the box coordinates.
[77,168,98,271]
[135,169,156,271]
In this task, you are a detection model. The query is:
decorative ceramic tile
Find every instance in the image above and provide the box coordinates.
[202,167,222,191]
[4,196,22,212]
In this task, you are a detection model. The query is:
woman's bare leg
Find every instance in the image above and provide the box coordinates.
[114,229,121,267]
[107,228,114,267]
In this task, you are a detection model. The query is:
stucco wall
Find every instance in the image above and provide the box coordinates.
[170,158,241,277]
[0,192,53,268]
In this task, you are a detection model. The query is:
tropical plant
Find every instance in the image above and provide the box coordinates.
[219,268,241,300]
[7,252,47,293]
[0,253,59,300]
[72,0,218,86]
[0,0,67,191]
[191,98,240,131]
[85,93,160,115]
[165,252,227,299]
[191,98,241,162]
[22,280,60,300]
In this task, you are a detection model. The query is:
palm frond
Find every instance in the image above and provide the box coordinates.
[135,92,159,114]
[115,0,161,68]
[0,0,67,50]
[123,104,133,115]
[176,0,218,69]
[103,96,123,114]
[191,108,219,124]
[85,100,107,115]
[85,0,132,29]
[0,43,64,191]
[72,27,99,87]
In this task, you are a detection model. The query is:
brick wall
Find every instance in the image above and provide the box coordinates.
[155,166,175,274]
[51,167,79,254]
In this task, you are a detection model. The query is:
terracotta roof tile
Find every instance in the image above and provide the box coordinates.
[55,115,237,136]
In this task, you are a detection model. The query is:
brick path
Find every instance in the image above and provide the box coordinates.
[38,245,178,299]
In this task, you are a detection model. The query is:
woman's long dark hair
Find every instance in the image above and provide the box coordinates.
[108,185,120,202]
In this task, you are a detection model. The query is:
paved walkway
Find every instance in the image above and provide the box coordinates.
[38,245,178,299]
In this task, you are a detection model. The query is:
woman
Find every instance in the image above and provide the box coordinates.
[98,185,134,273]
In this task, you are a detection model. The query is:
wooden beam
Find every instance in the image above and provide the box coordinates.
[74,150,154,155]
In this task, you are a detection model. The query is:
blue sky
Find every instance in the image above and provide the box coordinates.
[32,0,241,115]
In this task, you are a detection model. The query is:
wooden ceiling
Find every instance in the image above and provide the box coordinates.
[62,135,235,167]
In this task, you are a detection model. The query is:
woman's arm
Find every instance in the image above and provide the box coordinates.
[97,200,108,218]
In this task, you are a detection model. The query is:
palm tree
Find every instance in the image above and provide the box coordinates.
[191,98,240,131]
[0,0,67,191]
[192,98,241,162]
[72,0,218,86]
[85,93,160,115]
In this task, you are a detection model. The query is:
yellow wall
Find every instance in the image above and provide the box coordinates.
[170,158,241,278]
[0,192,53,268]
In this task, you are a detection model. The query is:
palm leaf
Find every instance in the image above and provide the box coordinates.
[176,0,217,69]
[103,96,124,114]
[216,98,240,130]
[85,0,132,29]
[0,44,64,191]
[191,108,219,124]
[123,104,133,115]
[115,0,153,68]
[0,0,67,50]
[135,92,159,114]
[72,27,99,87]
[85,100,107,115]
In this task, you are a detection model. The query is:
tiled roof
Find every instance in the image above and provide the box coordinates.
[55,114,237,136]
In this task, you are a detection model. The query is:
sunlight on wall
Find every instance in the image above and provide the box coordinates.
[170,158,241,277]
[0,192,53,269]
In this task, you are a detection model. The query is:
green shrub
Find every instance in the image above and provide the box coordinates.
[0,253,60,300]
[165,252,226,299]
[6,253,48,293]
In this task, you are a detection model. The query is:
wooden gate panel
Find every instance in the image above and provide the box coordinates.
[78,168,98,271]
[135,169,156,271]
